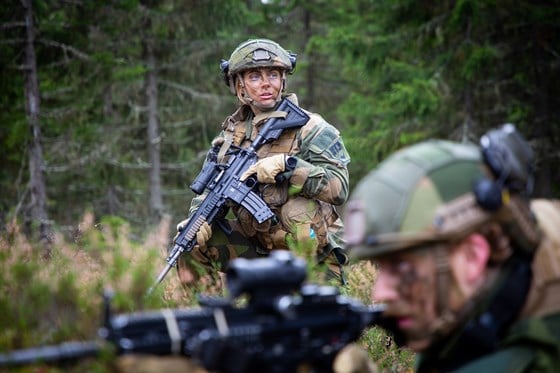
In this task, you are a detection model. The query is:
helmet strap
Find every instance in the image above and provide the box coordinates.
[235,74,253,106]
[234,71,284,111]
[427,244,460,341]
[422,254,532,371]
[434,244,450,315]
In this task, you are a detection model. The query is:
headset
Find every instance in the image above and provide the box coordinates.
[473,123,535,211]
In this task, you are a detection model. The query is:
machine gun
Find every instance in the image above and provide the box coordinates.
[0,251,393,373]
[150,98,310,293]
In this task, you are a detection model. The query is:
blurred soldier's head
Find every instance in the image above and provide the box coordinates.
[344,124,540,351]
[220,39,296,111]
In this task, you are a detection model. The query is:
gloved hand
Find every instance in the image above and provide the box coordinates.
[333,343,378,373]
[240,154,287,184]
[174,219,212,248]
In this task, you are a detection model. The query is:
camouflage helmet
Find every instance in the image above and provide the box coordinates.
[344,124,539,261]
[220,39,296,92]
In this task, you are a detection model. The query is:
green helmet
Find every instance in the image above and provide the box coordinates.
[344,125,539,260]
[220,39,296,91]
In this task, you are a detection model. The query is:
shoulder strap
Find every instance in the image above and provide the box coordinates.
[521,199,560,317]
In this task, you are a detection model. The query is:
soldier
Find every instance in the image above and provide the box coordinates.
[175,38,350,285]
[343,124,560,371]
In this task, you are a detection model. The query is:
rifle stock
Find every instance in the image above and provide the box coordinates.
[0,252,392,373]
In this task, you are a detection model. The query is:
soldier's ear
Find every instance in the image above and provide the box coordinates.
[450,233,490,289]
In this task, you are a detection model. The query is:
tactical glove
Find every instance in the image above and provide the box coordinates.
[333,343,378,373]
[241,154,295,184]
[174,219,212,248]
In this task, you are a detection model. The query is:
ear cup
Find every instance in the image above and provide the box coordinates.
[220,59,230,86]
[473,177,504,211]
[288,53,297,72]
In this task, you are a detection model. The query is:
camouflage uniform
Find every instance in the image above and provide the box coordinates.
[345,124,560,372]
[415,198,560,373]
[178,39,350,281]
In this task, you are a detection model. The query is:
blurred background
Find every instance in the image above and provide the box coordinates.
[1,0,558,242]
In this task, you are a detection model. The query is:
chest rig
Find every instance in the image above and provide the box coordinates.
[218,105,297,250]
[216,104,333,254]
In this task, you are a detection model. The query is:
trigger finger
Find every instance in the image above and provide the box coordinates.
[240,165,257,181]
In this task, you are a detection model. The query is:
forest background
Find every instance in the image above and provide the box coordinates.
[0,0,559,371]
[2,0,559,239]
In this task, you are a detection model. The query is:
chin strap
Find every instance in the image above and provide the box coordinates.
[422,254,533,371]
[426,244,459,342]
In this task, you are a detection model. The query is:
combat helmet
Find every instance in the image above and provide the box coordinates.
[220,39,296,94]
[344,124,540,260]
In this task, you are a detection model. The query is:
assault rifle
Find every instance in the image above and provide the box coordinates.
[150,98,310,293]
[0,252,392,373]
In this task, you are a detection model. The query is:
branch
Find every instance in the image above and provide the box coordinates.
[159,79,221,102]
[0,21,26,29]
[37,38,91,61]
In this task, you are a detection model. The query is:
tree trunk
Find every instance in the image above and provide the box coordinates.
[303,9,315,109]
[144,39,163,223]
[22,0,50,247]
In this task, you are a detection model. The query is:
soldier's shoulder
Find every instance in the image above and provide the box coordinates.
[300,111,340,140]
[531,199,560,244]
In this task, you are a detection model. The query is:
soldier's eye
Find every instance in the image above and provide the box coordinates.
[267,71,280,80]
[247,73,261,82]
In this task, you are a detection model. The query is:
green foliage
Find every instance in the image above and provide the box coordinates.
[0,217,415,371]
[113,64,147,81]
[1,1,559,368]
[343,260,415,371]
[0,215,190,369]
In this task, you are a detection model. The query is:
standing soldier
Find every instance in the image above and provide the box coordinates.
[343,124,560,371]
[175,38,350,286]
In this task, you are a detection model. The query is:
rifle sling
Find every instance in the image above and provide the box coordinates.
[162,308,182,355]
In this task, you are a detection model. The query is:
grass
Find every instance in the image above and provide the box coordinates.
[0,213,414,372]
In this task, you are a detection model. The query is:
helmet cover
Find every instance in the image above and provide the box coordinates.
[344,140,485,259]
[226,38,295,76]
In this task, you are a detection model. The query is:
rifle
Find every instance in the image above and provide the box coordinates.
[0,251,393,373]
[150,98,310,293]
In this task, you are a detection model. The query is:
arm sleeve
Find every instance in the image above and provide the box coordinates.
[289,117,350,206]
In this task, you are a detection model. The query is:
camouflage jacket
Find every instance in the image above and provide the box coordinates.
[188,94,350,215]
[416,199,560,372]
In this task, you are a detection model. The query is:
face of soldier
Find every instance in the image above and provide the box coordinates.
[241,67,283,112]
[372,247,440,351]
[372,235,490,352]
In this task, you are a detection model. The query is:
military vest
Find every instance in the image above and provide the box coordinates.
[217,99,336,254]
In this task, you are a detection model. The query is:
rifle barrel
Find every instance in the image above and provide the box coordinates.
[0,341,101,367]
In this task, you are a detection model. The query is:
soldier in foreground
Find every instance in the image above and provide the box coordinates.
[344,124,560,371]
[174,38,350,285]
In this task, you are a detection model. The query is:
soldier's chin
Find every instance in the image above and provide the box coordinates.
[253,101,277,111]
[404,333,432,352]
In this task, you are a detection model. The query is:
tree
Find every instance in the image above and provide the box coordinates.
[311,0,560,195]
[21,0,50,246]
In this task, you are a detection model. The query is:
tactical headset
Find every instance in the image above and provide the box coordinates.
[474,123,535,211]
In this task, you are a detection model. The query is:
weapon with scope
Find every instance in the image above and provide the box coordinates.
[150,98,309,293]
[0,251,393,373]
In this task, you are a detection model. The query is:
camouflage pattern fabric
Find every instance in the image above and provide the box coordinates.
[344,139,484,259]
[227,39,294,76]
[178,94,349,281]
[345,136,560,372]
[416,203,560,373]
